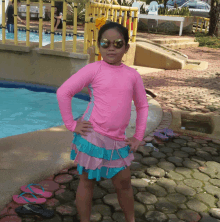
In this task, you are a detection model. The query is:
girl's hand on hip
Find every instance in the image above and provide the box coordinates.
[124,137,142,153]
[74,119,93,136]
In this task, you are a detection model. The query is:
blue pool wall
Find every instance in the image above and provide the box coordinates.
[0,80,90,102]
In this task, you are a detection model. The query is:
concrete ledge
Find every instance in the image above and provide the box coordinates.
[183,59,208,71]
[134,38,189,70]
[152,37,196,44]
[135,38,208,71]
[36,48,90,60]
[135,41,186,70]
[0,42,89,88]
[163,42,199,50]
[136,37,188,60]
[0,43,31,53]
[169,108,220,140]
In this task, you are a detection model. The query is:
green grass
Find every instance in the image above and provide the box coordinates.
[195,32,220,48]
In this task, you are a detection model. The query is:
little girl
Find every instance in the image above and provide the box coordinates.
[56,22,149,222]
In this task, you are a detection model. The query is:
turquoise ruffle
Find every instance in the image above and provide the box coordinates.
[71,132,132,181]
[75,163,126,181]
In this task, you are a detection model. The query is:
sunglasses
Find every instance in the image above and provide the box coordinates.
[100,38,124,49]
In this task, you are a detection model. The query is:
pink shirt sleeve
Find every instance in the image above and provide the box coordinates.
[132,71,149,141]
[56,63,97,132]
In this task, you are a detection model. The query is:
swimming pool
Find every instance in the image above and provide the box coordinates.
[0,81,90,139]
[0,29,83,46]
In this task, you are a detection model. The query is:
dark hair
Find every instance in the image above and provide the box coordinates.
[55,1,63,15]
[98,22,129,46]
[56,7,62,16]
[12,0,20,4]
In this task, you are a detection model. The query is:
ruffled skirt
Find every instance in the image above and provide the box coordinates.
[71,128,134,182]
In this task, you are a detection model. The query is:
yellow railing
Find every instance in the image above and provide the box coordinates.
[160,15,210,34]
[72,1,78,52]
[2,0,6,44]
[50,0,55,49]
[14,0,18,45]
[1,0,79,52]
[84,1,138,61]
[195,16,210,34]
[26,0,30,46]
[1,0,137,57]
[39,0,43,48]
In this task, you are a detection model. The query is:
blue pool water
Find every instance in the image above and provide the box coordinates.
[0,82,90,138]
[0,29,83,46]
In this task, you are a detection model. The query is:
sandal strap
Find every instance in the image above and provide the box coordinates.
[18,192,38,199]
[18,192,37,203]
[26,183,45,193]
[23,204,41,213]
[21,196,32,204]
[23,204,34,211]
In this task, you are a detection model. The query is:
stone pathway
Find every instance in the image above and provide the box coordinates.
[1,121,220,222]
[140,46,220,117]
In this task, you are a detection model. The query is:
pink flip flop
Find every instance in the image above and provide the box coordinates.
[13,192,46,204]
[20,183,52,198]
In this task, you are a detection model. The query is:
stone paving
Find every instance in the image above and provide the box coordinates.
[1,114,220,222]
[140,46,220,117]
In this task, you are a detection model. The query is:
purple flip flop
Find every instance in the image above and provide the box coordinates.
[154,132,169,142]
[158,128,176,138]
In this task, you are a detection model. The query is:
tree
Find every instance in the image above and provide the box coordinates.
[208,0,220,36]
[67,0,89,22]
[164,0,169,9]
[118,0,133,6]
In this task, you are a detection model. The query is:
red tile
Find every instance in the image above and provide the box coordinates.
[44,198,60,208]
[0,215,22,222]
[58,168,69,174]
[54,174,73,184]
[69,169,79,176]
[38,180,59,192]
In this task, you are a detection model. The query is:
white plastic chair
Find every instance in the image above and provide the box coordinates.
[132,0,141,14]
[148,1,159,15]
[147,1,159,31]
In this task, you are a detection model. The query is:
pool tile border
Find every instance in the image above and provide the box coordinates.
[0,26,84,37]
[0,80,90,102]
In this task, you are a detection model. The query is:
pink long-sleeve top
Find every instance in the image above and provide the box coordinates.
[56,60,149,142]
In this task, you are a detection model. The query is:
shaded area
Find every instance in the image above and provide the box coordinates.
[181,118,213,134]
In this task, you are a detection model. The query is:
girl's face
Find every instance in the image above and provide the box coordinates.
[99,28,130,66]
